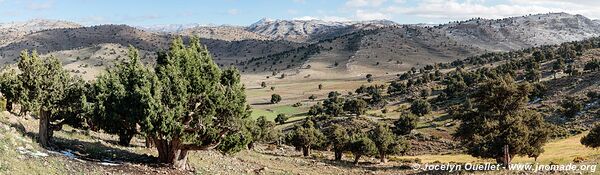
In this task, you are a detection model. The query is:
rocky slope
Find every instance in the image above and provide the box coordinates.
[1,13,599,76]
[0,19,81,47]
[439,13,600,51]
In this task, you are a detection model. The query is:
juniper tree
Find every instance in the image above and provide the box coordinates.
[255,116,279,142]
[17,50,88,147]
[560,96,583,118]
[370,124,409,163]
[287,120,325,157]
[343,98,367,117]
[581,124,600,148]
[323,94,345,117]
[326,124,350,161]
[348,135,377,165]
[143,37,251,170]
[454,76,550,167]
[387,81,407,96]
[394,113,418,135]
[0,69,23,112]
[275,114,288,124]
[308,102,324,116]
[271,94,282,104]
[92,47,157,146]
[410,99,431,116]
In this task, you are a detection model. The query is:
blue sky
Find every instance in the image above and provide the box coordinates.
[0,0,599,26]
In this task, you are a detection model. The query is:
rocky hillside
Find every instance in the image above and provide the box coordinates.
[245,18,396,42]
[0,25,302,69]
[439,13,600,51]
[1,13,600,76]
[0,19,81,47]
[240,13,600,75]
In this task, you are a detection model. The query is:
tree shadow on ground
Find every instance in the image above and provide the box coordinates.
[52,136,157,165]
[251,102,273,106]
[9,121,162,167]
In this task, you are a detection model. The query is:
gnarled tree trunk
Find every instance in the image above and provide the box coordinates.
[145,136,154,148]
[6,100,12,112]
[379,152,387,163]
[302,146,310,157]
[497,144,513,168]
[118,132,134,146]
[353,154,362,165]
[334,151,343,161]
[38,109,51,148]
[155,137,189,170]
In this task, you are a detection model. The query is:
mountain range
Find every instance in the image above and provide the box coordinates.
[1,12,599,80]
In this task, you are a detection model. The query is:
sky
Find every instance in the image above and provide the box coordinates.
[1,0,599,26]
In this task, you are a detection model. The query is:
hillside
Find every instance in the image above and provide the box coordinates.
[1,13,599,78]
[440,13,600,51]
[0,19,81,47]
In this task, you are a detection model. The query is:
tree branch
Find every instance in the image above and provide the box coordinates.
[181,128,229,151]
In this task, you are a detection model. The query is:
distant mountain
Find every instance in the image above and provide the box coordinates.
[138,18,398,42]
[138,24,205,33]
[1,13,600,78]
[0,19,81,46]
[240,13,600,77]
[439,13,600,51]
[245,18,397,42]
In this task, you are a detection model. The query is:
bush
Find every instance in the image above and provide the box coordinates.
[410,99,431,116]
[292,102,302,107]
[561,96,582,118]
[275,114,288,124]
[271,94,282,104]
[394,113,418,135]
[581,124,600,148]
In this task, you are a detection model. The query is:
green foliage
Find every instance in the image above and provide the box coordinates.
[260,82,267,88]
[370,124,409,162]
[529,83,547,100]
[326,124,350,161]
[584,59,600,71]
[454,76,550,165]
[323,94,345,117]
[255,116,280,142]
[308,103,324,116]
[581,124,600,148]
[394,113,418,135]
[343,98,368,116]
[410,99,431,116]
[308,95,317,101]
[348,134,377,165]
[387,81,408,96]
[15,50,88,146]
[139,37,250,168]
[0,69,23,111]
[275,114,288,124]
[91,46,157,146]
[443,73,468,98]
[271,94,282,104]
[287,120,325,156]
[560,96,583,118]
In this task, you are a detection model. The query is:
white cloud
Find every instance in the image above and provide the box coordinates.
[345,0,387,7]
